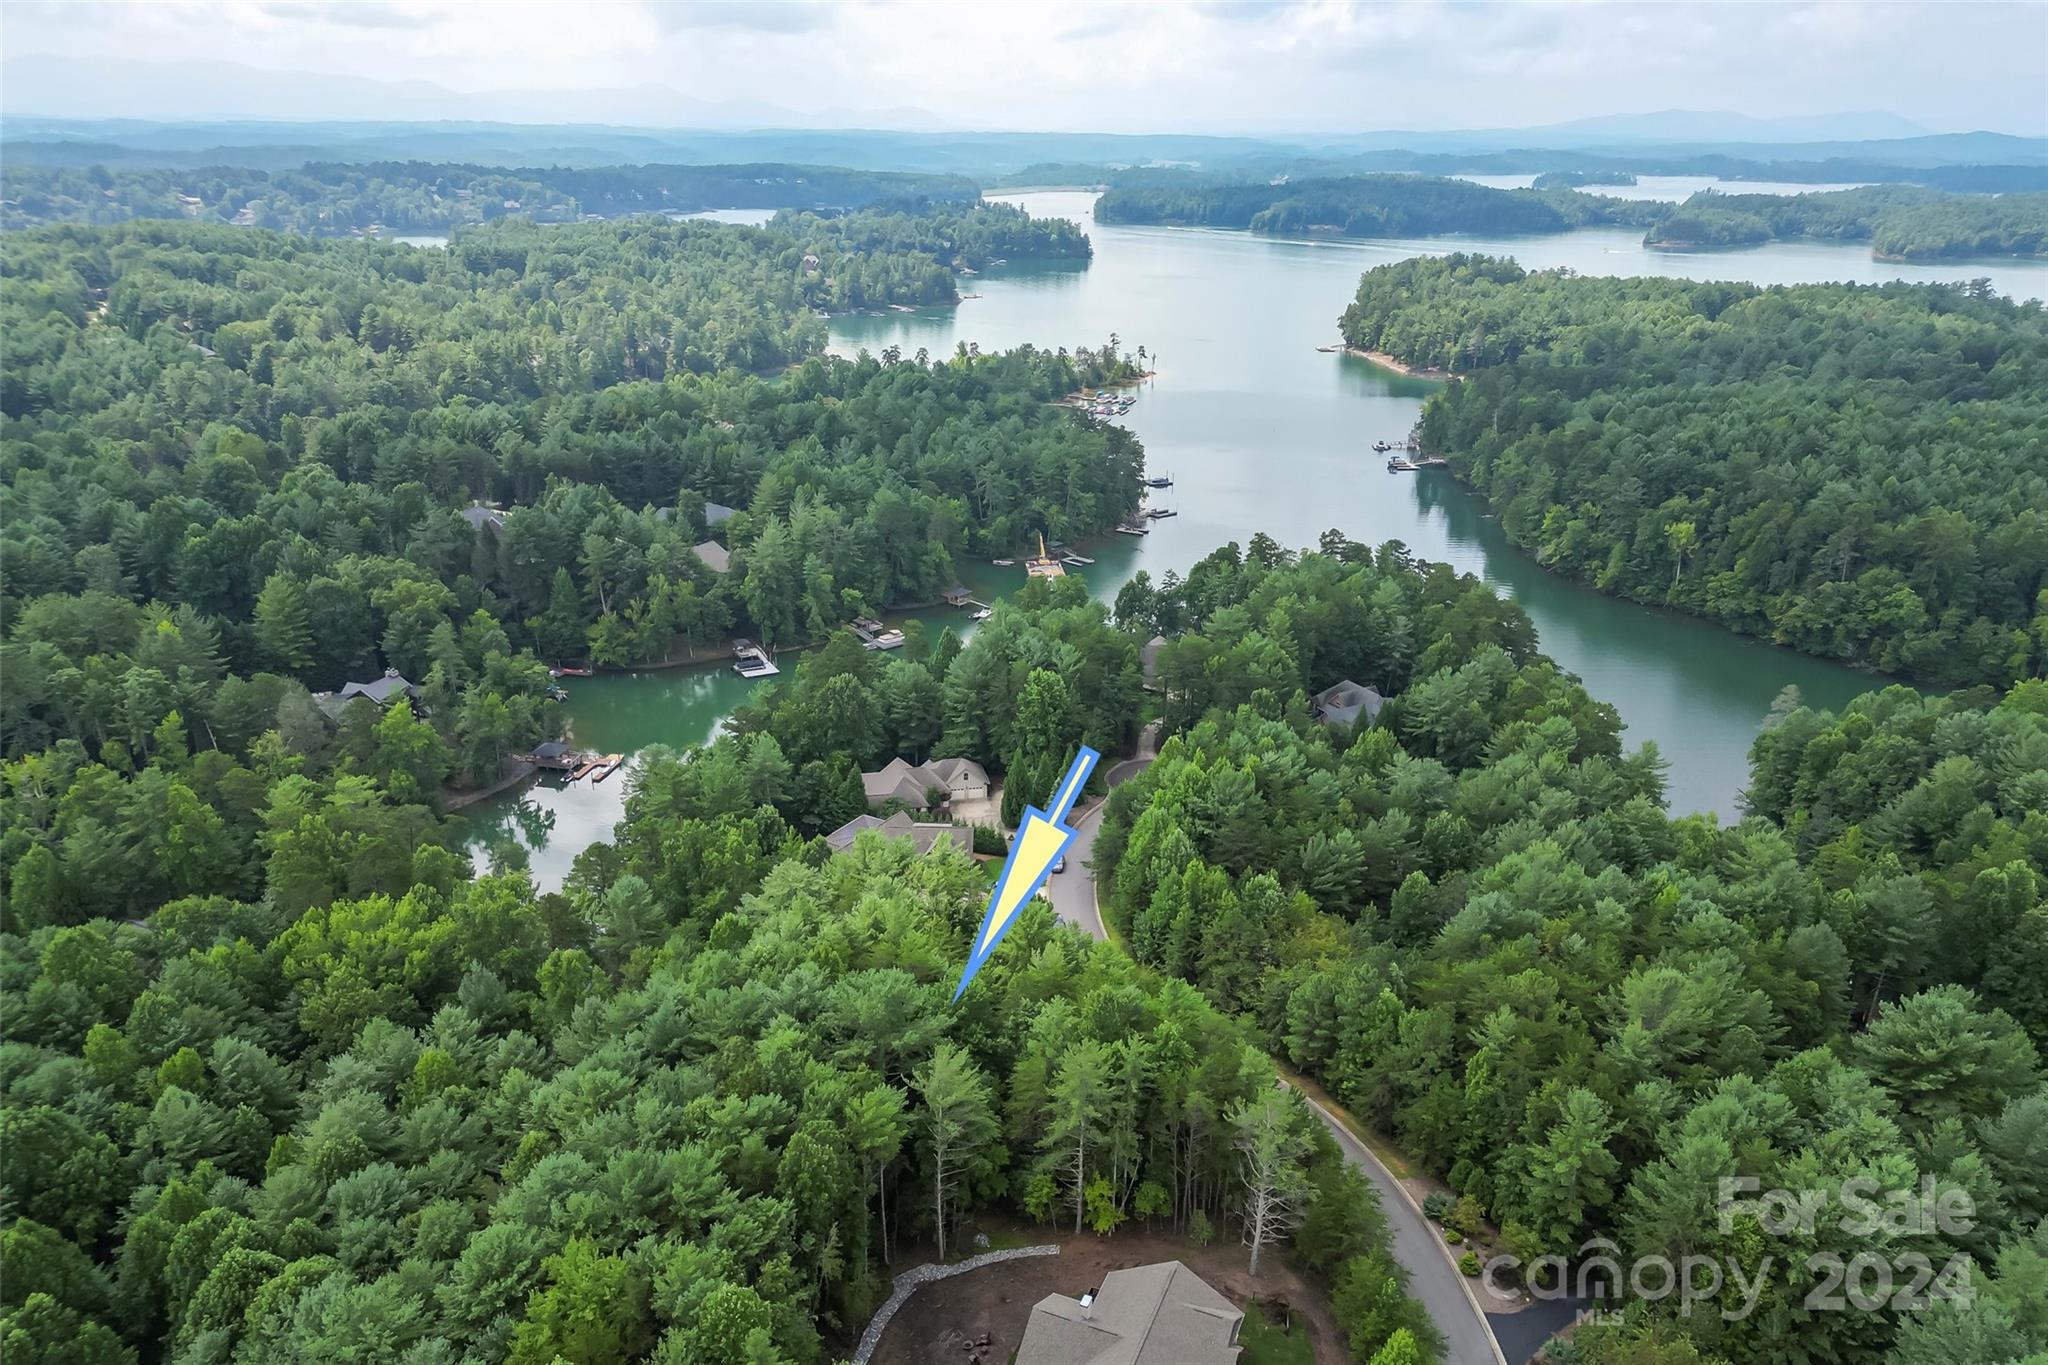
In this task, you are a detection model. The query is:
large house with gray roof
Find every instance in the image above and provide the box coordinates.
[312,668,420,722]
[861,756,990,810]
[823,811,972,857]
[1015,1261,1242,1365]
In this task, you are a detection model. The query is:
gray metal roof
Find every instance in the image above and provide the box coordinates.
[1017,1261,1242,1365]
[1312,678,1385,728]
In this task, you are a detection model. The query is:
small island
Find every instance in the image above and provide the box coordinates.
[1531,169,1640,190]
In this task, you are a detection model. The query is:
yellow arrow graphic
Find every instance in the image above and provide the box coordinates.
[954,746,1099,1000]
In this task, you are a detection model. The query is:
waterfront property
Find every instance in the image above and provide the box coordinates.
[733,647,780,679]
[1026,532,1066,578]
[530,740,578,771]
[691,540,732,574]
[863,756,991,809]
[1311,679,1385,729]
[312,668,420,722]
[1015,1261,1242,1365]
[824,811,974,856]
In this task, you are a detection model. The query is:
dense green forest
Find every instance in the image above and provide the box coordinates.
[1095,172,2046,261]
[0,209,1142,938]
[8,151,2048,1365]
[1097,535,2048,1365]
[0,162,980,235]
[1530,171,1639,190]
[0,564,1447,1365]
[1093,173,1666,237]
[1646,186,2048,260]
[1339,255,2048,687]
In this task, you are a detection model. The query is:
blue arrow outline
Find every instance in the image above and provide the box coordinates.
[953,745,1099,1001]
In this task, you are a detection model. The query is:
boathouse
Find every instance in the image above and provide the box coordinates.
[531,740,577,771]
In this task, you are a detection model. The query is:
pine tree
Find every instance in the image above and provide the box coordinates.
[913,1042,995,1261]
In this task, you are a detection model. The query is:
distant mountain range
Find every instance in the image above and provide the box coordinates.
[2,58,2041,181]
[1362,109,1937,147]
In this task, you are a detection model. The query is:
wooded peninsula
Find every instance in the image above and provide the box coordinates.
[1340,254,2048,687]
[1097,174,2048,261]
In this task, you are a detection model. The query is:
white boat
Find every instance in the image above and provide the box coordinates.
[970,608,992,622]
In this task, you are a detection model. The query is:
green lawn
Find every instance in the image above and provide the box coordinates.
[1238,1304,1316,1365]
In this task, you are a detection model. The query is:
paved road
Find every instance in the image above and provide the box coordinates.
[1294,1089,1509,1365]
[1044,741,1152,938]
[1049,733,1508,1365]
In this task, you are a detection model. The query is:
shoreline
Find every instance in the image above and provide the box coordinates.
[1336,346,1455,381]
[443,759,539,812]
[1058,369,1158,404]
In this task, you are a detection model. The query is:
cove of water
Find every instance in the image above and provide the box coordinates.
[465,191,2048,888]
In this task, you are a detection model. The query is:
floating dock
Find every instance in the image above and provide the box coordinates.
[850,617,906,651]
[588,753,624,783]
[734,648,780,678]
[1116,522,1149,536]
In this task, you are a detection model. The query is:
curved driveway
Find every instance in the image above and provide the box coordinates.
[1047,732,1509,1365]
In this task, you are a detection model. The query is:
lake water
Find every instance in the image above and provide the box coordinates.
[1454,173,1871,201]
[677,208,779,226]
[465,191,2048,887]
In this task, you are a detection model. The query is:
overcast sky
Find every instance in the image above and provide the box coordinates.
[3,0,2044,135]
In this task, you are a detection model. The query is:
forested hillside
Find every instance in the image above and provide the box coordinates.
[1340,255,2048,687]
[0,566,1445,1365]
[1646,185,2048,259]
[0,209,1141,936]
[0,161,981,234]
[1098,535,2048,1365]
[1093,173,1664,237]
[1096,172,2044,262]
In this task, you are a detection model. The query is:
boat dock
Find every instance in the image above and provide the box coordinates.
[1059,550,1096,565]
[1026,533,1066,578]
[1116,521,1149,536]
[850,617,906,651]
[733,647,780,678]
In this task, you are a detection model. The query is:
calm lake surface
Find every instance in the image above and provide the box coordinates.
[1453,173,1871,201]
[467,191,2048,886]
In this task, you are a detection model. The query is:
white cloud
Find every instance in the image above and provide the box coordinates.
[1,0,2042,134]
